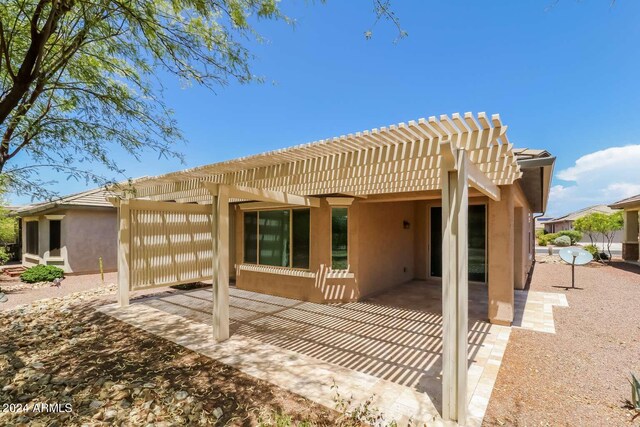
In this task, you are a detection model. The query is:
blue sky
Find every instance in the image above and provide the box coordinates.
[10,0,640,217]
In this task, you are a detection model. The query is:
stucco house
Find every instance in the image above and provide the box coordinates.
[610,194,640,262]
[543,204,621,238]
[108,112,555,425]
[14,187,117,274]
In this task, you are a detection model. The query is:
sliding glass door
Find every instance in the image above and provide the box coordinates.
[430,205,487,282]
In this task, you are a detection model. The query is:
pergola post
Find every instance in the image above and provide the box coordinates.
[115,198,131,307]
[211,184,230,341]
[441,148,469,425]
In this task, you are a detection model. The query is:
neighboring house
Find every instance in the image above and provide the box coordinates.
[534,216,552,231]
[14,187,117,274]
[543,204,622,242]
[610,194,640,262]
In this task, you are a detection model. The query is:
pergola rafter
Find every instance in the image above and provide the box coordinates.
[131,113,521,202]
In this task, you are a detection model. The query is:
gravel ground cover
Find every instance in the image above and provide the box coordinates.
[0,286,339,426]
[0,272,117,311]
[484,259,640,426]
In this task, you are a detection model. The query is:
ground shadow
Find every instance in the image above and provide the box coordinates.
[133,280,498,418]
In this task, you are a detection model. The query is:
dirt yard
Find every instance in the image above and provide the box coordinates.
[484,259,640,426]
[0,286,339,426]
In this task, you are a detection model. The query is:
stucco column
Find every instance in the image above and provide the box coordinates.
[622,210,640,262]
[488,185,514,325]
[513,207,526,290]
[441,149,468,425]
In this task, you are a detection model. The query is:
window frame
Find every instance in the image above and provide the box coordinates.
[25,220,39,256]
[428,202,488,284]
[242,207,311,270]
[330,207,349,271]
[49,219,62,257]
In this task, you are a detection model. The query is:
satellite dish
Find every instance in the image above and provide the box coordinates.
[558,247,592,289]
[559,248,592,266]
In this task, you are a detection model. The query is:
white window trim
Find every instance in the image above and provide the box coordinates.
[45,214,65,220]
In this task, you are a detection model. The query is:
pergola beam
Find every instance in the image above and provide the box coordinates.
[467,160,501,201]
[202,182,320,207]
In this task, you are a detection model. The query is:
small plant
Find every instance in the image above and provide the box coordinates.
[553,235,571,247]
[331,380,399,427]
[538,232,558,246]
[0,246,10,265]
[20,265,64,283]
[630,373,640,412]
[584,244,599,260]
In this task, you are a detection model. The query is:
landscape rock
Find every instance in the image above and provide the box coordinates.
[174,390,188,401]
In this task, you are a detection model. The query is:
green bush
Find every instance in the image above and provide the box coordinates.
[538,232,558,246]
[20,265,64,283]
[556,230,582,245]
[584,244,599,259]
[553,235,571,247]
[0,247,9,265]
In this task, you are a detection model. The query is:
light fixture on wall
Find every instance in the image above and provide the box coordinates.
[403,220,411,229]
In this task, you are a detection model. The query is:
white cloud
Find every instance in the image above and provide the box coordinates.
[547,144,640,217]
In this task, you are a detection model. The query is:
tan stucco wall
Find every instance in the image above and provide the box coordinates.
[21,208,117,274]
[413,201,428,280]
[487,183,535,325]
[65,209,117,274]
[356,201,415,297]
[232,186,537,315]
[488,186,515,326]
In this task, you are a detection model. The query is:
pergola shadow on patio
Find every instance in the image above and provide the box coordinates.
[101,280,510,426]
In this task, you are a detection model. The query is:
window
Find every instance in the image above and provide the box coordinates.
[430,205,487,282]
[49,220,61,257]
[292,209,310,268]
[331,208,348,270]
[26,221,39,255]
[243,209,310,269]
[243,212,258,263]
[259,210,290,267]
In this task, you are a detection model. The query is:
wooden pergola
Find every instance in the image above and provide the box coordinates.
[111,112,522,425]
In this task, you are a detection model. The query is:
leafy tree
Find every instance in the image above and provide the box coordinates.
[0,0,291,198]
[599,211,622,261]
[574,214,598,245]
[574,211,623,262]
[0,1,404,200]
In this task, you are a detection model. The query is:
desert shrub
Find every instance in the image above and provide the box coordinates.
[557,230,582,245]
[20,265,64,283]
[0,247,9,265]
[538,232,558,246]
[584,244,599,259]
[553,235,571,247]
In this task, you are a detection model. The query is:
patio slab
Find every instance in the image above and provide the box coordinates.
[97,281,565,426]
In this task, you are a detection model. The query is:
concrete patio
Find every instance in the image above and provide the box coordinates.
[98,280,567,426]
